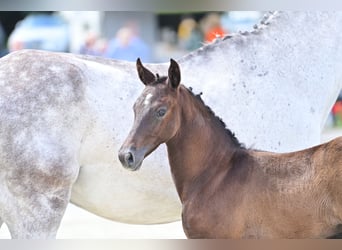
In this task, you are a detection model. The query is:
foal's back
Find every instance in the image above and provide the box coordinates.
[183,137,342,238]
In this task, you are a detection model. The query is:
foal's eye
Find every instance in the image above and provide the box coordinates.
[156,107,167,118]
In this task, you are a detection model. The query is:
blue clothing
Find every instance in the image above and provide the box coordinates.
[105,36,151,62]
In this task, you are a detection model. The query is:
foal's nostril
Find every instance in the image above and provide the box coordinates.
[119,150,135,168]
[125,152,134,166]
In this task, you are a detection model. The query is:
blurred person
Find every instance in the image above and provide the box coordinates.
[79,32,101,56]
[332,91,342,126]
[105,23,151,62]
[201,13,227,43]
[9,40,24,52]
[94,37,108,56]
[154,27,186,62]
[177,16,203,51]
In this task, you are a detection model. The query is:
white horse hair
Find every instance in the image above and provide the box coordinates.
[0,11,341,238]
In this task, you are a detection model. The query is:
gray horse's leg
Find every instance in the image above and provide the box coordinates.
[4,187,71,239]
[0,160,79,239]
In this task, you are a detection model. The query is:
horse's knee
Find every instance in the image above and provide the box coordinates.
[2,164,76,238]
[4,187,71,239]
[0,143,79,238]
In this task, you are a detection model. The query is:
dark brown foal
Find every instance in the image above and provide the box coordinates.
[119,58,342,238]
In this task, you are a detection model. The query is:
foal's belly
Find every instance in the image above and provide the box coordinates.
[182,217,338,239]
[181,202,339,239]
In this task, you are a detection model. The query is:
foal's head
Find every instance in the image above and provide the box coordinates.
[119,58,182,171]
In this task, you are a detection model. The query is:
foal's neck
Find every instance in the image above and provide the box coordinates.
[166,86,243,202]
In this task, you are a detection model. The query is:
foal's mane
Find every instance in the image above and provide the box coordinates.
[151,73,245,149]
[183,86,245,149]
[151,74,244,149]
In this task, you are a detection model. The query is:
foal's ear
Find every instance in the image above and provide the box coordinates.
[168,58,181,89]
[136,58,156,85]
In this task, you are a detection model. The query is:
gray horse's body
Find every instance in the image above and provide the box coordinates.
[0,11,341,238]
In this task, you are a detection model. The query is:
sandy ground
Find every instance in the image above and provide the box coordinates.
[0,128,341,239]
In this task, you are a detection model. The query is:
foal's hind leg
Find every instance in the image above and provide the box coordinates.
[0,159,79,238]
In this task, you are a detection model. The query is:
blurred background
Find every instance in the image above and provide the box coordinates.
[0,11,262,61]
[0,11,341,129]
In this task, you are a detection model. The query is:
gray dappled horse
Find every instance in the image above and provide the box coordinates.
[0,11,341,238]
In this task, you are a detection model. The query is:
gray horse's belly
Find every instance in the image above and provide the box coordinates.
[70,162,181,224]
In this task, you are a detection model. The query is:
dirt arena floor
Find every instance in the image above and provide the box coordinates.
[0,128,340,239]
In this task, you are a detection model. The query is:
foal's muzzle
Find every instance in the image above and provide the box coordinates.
[118,147,146,171]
